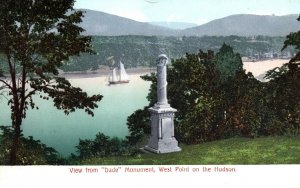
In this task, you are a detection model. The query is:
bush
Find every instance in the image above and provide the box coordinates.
[265,63,300,135]
[75,132,130,159]
[126,107,151,146]
[0,126,65,165]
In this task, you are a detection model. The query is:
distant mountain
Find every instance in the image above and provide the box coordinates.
[150,22,198,30]
[79,9,178,36]
[181,14,300,36]
[79,9,300,36]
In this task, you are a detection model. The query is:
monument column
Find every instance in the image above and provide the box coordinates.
[144,54,181,154]
[155,54,169,107]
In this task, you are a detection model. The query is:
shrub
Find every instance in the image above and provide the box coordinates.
[0,126,65,165]
[75,132,130,159]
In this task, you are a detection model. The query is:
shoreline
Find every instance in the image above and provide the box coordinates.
[59,67,156,79]
[1,59,290,80]
[243,58,290,63]
[59,58,290,79]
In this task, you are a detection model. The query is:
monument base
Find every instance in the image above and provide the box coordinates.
[144,138,181,154]
[144,106,181,154]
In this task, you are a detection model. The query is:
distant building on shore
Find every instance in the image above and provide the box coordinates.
[242,51,293,62]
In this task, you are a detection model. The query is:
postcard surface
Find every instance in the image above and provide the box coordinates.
[0,0,300,187]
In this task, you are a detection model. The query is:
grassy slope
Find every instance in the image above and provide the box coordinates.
[80,136,300,165]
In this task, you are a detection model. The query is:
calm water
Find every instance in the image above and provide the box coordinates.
[0,75,150,156]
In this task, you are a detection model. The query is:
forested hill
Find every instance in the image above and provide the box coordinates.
[0,35,293,72]
[60,35,295,72]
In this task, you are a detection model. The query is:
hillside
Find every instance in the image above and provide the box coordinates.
[182,14,300,36]
[61,35,294,72]
[79,136,300,165]
[78,9,300,36]
[79,9,178,36]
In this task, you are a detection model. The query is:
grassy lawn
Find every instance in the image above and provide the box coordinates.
[79,136,300,165]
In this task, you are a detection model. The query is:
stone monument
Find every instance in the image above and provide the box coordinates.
[144,54,181,153]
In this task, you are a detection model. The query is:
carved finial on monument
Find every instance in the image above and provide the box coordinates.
[157,54,168,66]
[144,54,181,154]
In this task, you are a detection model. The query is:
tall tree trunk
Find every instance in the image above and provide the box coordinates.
[9,116,22,165]
[7,52,24,165]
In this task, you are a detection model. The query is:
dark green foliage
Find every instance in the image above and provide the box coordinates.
[29,77,102,116]
[167,51,223,144]
[222,71,269,137]
[215,43,243,81]
[265,64,300,135]
[0,0,102,165]
[0,126,65,165]
[75,132,129,159]
[141,73,158,106]
[264,14,300,135]
[126,107,151,146]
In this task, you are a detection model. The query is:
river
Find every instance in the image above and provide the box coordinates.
[0,74,151,156]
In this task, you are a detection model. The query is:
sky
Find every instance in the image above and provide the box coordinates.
[74,0,300,25]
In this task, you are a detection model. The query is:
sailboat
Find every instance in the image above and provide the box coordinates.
[108,61,130,85]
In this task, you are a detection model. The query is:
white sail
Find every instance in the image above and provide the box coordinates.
[119,61,129,81]
[109,68,118,82]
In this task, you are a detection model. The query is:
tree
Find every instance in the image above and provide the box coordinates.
[0,0,102,165]
[215,43,243,82]
[264,15,300,134]
[282,15,300,66]
[265,65,300,135]
[126,45,266,145]
[168,51,224,144]
[222,70,268,137]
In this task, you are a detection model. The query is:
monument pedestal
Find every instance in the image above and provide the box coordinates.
[144,106,181,153]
